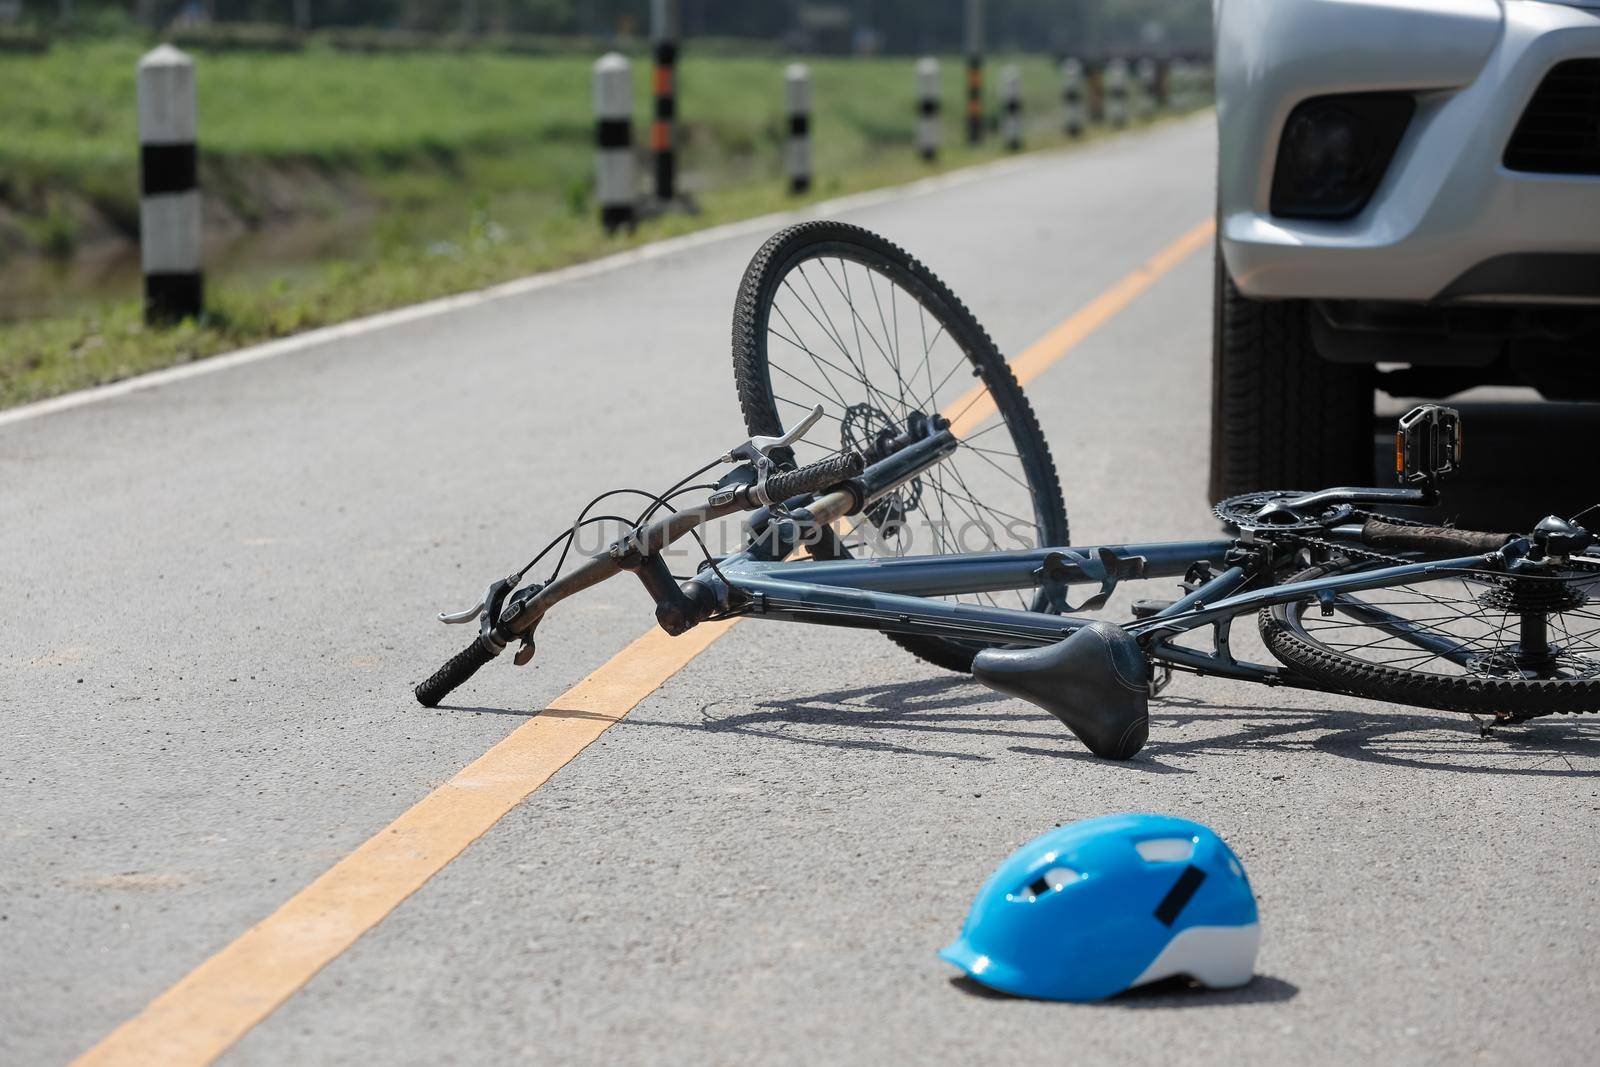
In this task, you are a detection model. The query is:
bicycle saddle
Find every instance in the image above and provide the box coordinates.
[972,621,1150,760]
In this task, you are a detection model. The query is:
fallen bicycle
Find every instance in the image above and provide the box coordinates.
[417,223,1600,759]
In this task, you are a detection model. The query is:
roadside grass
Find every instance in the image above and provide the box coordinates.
[1,41,1195,409]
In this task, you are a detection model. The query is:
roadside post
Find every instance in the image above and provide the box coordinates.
[915,56,940,162]
[649,0,678,203]
[137,44,202,325]
[1106,57,1129,129]
[965,0,984,144]
[594,52,635,233]
[1136,57,1158,121]
[1000,64,1022,152]
[1182,60,1201,109]
[784,63,812,195]
[1061,57,1085,138]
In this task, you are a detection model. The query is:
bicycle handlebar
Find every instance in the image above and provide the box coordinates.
[414,449,866,707]
[759,450,865,504]
[415,633,502,708]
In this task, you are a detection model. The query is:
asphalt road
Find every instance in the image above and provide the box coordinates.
[4,114,1598,1066]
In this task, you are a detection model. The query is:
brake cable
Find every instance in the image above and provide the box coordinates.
[508,513,638,588]
[514,468,736,595]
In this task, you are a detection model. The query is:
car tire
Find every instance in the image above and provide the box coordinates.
[1208,247,1376,502]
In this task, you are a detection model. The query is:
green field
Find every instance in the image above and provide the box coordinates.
[1,41,1191,408]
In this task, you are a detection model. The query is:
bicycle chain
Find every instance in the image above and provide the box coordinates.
[1270,509,1420,568]
[1276,510,1600,581]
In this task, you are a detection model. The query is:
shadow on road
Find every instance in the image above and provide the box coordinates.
[1372,399,1600,530]
[1111,973,1301,1009]
[947,973,1300,1008]
[695,676,1062,761]
[690,675,1600,778]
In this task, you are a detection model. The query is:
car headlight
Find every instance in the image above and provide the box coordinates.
[1270,93,1416,221]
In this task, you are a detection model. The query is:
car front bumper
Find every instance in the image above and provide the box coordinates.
[1217,0,1600,304]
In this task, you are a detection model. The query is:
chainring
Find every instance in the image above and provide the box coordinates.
[1214,490,1338,534]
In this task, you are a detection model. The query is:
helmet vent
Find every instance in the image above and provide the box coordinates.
[1022,866,1081,899]
[1135,837,1194,863]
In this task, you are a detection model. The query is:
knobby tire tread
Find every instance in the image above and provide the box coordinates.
[731,221,1068,673]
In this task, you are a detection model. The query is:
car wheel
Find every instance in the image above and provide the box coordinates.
[1208,246,1376,501]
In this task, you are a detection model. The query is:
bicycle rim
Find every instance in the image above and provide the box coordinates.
[732,222,1069,671]
[1262,560,1600,717]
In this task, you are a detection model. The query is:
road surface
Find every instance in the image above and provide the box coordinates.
[3,114,1597,1066]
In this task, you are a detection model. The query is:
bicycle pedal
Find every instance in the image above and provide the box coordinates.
[1131,598,1176,619]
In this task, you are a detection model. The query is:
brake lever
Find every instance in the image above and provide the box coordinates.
[437,577,515,631]
[438,601,485,625]
[723,404,826,464]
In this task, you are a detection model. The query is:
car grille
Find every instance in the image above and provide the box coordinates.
[1504,58,1600,174]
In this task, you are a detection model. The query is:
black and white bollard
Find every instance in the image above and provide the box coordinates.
[1000,64,1021,152]
[137,44,202,325]
[1061,57,1085,138]
[649,0,678,203]
[593,52,635,233]
[1136,57,1158,121]
[964,0,984,145]
[1105,58,1130,129]
[915,56,940,162]
[784,63,812,195]
[966,55,984,145]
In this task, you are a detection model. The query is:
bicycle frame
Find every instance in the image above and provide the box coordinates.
[656,434,1502,691]
[698,542,1494,689]
[420,390,1600,745]
[424,404,1522,717]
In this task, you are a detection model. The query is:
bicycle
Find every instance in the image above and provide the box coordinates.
[416,221,1600,760]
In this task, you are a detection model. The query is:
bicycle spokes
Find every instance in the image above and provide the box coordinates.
[762,252,1050,613]
[1302,571,1600,681]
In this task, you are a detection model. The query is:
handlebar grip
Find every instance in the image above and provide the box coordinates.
[1362,519,1514,557]
[764,450,866,504]
[415,634,502,708]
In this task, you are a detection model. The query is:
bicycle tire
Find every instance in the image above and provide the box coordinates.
[1260,560,1600,717]
[731,221,1069,673]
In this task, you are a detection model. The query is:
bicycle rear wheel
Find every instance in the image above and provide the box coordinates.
[731,221,1069,672]
[1261,558,1600,717]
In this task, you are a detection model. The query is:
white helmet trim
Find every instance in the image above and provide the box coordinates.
[1130,922,1261,990]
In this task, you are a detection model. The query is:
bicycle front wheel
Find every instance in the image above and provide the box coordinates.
[731,221,1069,673]
[1261,558,1600,717]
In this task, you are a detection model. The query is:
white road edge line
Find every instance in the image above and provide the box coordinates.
[0,115,1209,431]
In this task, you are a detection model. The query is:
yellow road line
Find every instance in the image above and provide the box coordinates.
[73,622,730,1067]
[946,218,1214,436]
[72,218,1212,1067]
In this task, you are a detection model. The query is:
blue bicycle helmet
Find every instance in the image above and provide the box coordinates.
[940,814,1259,1001]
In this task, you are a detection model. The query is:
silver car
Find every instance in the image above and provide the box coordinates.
[1211,0,1600,499]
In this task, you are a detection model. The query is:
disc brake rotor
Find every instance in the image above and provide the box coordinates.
[841,402,922,534]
